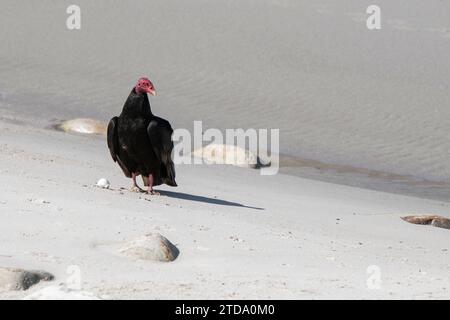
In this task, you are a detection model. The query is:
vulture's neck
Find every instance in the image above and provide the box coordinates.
[121,89,154,118]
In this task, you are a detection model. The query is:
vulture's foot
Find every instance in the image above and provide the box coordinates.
[130,186,145,193]
[148,189,160,196]
[131,173,146,193]
[146,173,159,195]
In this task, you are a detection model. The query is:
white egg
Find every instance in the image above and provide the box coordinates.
[96,178,110,189]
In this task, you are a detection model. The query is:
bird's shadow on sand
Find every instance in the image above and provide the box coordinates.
[158,190,264,211]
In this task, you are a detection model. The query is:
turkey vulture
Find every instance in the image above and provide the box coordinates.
[107,77,177,194]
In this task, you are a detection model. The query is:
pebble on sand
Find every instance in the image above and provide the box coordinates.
[401,215,450,229]
[56,118,107,135]
[96,178,110,189]
[119,233,179,262]
[0,267,54,291]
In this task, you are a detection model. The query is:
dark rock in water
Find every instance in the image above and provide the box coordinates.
[0,267,54,291]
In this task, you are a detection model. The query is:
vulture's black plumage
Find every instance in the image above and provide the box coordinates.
[107,77,177,194]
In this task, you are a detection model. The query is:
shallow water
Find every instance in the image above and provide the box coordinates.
[1,0,450,201]
[279,154,450,203]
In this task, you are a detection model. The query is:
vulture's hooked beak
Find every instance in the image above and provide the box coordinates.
[147,88,157,96]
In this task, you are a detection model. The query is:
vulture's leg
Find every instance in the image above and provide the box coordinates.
[147,173,160,195]
[130,173,145,193]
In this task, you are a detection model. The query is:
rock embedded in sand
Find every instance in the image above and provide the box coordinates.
[0,267,54,291]
[57,118,107,135]
[430,218,450,229]
[401,215,450,229]
[192,143,270,169]
[119,233,179,262]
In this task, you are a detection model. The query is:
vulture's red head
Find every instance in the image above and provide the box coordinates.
[135,77,156,96]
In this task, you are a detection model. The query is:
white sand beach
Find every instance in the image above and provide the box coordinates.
[0,120,449,299]
[0,0,449,299]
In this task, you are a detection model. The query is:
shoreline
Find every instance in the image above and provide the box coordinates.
[5,112,450,204]
[1,0,450,191]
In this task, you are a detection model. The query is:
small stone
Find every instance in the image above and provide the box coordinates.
[96,178,110,189]
[0,267,54,291]
[119,233,179,262]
